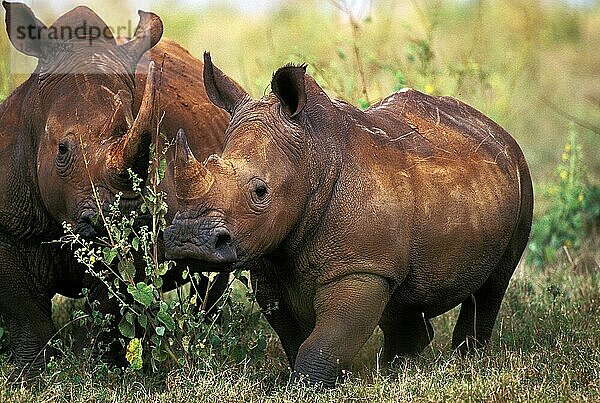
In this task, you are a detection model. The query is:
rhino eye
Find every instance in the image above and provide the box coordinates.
[250,178,269,205]
[58,142,69,155]
[56,140,74,172]
[255,185,267,199]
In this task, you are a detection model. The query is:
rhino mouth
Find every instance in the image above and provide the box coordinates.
[74,210,102,238]
[165,257,237,273]
[73,195,150,239]
[163,219,239,271]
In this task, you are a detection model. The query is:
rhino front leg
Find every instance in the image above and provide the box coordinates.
[0,241,56,380]
[293,273,390,387]
[251,269,308,367]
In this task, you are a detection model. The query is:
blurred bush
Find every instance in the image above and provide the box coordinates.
[527,127,600,268]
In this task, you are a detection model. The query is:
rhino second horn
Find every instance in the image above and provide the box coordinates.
[175,128,214,201]
[120,61,158,170]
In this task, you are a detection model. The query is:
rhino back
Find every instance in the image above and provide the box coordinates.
[310,89,525,311]
[358,89,519,171]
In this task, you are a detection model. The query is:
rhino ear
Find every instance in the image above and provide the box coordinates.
[119,10,163,65]
[3,1,47,58]
[203,52,248,114]
[271,64,307,118]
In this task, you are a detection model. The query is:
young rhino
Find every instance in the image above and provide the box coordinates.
[164,53,533,387]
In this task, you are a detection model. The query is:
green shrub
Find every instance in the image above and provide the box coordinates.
[527,128,600,268]
[60,138,267,373]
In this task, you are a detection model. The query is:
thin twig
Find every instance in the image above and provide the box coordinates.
[544,96,600,135]
[563,245,576,270]
[150,57,166,279]
[76,109,115,246]
[329,0,371,104]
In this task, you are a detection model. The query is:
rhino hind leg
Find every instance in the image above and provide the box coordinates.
[451,237,526,353]
[0,242,56,381]
[453,170,532,353]
[451,278,509,353]
[379,312,434,364]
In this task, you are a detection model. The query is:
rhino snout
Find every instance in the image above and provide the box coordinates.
[74,209,101,238]
[164,219,238,266]
[208,227,237,262]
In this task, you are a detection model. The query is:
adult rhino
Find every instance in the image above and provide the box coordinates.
[0,2,229,378]
[164,53,534,387]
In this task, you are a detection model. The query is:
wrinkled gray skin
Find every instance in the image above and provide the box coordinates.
[164,54,534,387]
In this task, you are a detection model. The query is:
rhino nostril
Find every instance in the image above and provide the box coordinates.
[81,209,95,219]
[214,231,232,251]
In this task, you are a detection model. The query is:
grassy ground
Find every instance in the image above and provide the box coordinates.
[1,0,599,401]
[1,248,598,401]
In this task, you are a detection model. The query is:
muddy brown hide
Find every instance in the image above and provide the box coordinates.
[0,2,229,379]
[164,54,534,387]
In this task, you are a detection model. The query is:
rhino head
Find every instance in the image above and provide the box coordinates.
[164,53,339,269]
[3,2,163,237]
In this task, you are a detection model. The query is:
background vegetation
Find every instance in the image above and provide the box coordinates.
[0,0,599,401]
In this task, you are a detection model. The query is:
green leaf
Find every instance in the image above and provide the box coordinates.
[118,315,135,338]
[151,345,168,362]
[158,158,168,183]
[127,282,154,308]
[155,326,165,336]
[132,237,140,251]
[157,302,176,332]
[138,314,148,330]
[118,259,136,280]
[157,262,170,276]
[126,338,143,370]
[102,247,118,265]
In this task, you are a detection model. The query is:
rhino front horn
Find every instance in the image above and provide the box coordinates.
[175,128,214,201]
[119,61,158,175]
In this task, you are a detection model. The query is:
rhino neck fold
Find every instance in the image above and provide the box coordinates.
[0,78,56,239]
[279,113,348,257]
